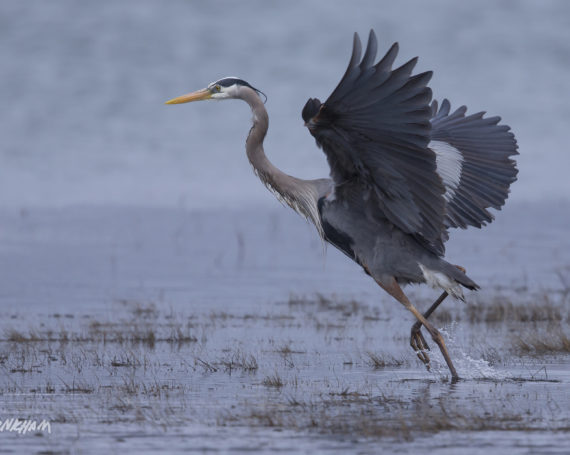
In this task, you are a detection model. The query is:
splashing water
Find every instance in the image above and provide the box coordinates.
[428,323,507,381]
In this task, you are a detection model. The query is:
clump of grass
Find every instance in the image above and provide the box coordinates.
[262,374,284,388]
[195,357,218,372]
[514,331,570,354]
[88,321,158,346]
[277,345,293,355]
[123,327,157,347]
[219,351,259,373]
[60,378,95,394]
[366,352,405,369]
[287,294,312,307]
[141,329,156,347]
[166,326,197,344]
[110,354,142,368]
[10,367,35,373]
[3,329,42,342]
[29,382,57,394]
[4,329,31,342]
[2,327,74,343]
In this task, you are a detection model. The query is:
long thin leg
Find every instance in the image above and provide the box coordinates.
[376,276,459,380]
[410,265,468,365]
[410,291,448,359]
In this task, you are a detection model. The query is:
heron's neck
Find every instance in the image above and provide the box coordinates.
[243,91,275,185]
[241,89,324,237]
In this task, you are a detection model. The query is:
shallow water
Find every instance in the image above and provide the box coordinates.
[0,204,569,453]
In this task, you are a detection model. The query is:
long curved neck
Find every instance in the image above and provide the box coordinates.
[242,90,281,191]
[240,88,324,236]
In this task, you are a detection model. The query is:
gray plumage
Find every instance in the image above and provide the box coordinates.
[166,29,518,380]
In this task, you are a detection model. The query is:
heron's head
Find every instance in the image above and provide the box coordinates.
[165,77,266,104]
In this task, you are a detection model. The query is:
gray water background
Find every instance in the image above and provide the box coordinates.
[1,0,569,209]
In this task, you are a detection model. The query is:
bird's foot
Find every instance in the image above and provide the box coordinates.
[410,321,431,370]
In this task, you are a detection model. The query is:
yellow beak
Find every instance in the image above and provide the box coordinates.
[165,88,212,105]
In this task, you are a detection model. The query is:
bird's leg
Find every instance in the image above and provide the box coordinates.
[376,276,459,381]
[410,291,448,359]
[410,265,468,363]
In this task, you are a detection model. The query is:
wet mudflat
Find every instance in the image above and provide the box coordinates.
[0,204,569,453]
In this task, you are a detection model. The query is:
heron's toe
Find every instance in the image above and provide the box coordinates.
[410,323,431,352]
[410,329,431,370]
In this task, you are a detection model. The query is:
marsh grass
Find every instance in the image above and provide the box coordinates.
[1,290,569,447]
[59,378,95,394]
[366,352,405,369]
[195,357,218,372]
[4,329,43,342]
[427,290,567,326]
[514,331,570,354]
[222,392,564,439]
[262,374,284,388]
[219,350,259,373]
[466,297,564,324]
[111,353,143,368]
[1,303,197,347]
[286,288,568,329]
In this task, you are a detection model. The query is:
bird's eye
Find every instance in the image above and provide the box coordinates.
[215,85,221,92]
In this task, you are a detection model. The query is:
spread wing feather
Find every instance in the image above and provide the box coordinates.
[430,99,519,229]
[305,30,447,252]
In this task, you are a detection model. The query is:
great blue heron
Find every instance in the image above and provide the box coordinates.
[166,30,518,380]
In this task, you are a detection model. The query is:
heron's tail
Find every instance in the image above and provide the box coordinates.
[442,261,479,291]
[419,259,479,301]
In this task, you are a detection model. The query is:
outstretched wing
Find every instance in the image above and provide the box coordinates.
[429,99,519,230]
[304,30,447,250]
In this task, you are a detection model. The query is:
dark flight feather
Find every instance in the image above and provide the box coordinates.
[304,30,447,254]
[430,99,519,229]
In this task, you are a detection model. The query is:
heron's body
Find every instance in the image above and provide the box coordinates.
[318,185,477,298]
[166,30,518,380]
